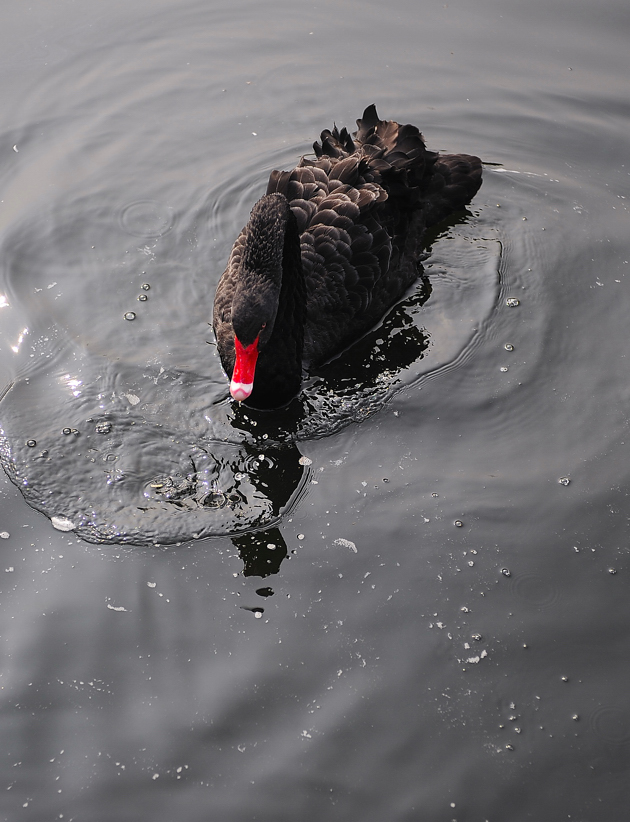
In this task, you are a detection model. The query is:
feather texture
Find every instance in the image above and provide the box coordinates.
[213,106,482,409]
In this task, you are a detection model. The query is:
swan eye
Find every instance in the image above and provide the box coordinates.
[261,322,266,329]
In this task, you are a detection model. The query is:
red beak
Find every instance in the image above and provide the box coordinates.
[230,335,259,402]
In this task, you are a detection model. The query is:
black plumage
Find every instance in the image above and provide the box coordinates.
[213,105,482,409]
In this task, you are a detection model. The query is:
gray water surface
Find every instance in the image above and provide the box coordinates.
[1,0,630,819]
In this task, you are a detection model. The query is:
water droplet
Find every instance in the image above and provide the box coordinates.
[501,568,511,577]
[240,606,264,618]
[558,476,571,486]
[138,294,148,302]
[26,439,37,447]
[504,343,514,351]
[124,312,136,321]
[141,283,150,291]
[506,298,520,307]
[454,520,463,527]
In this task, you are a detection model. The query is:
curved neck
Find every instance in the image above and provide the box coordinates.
[244,195,306,409]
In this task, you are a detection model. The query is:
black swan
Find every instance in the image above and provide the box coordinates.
[213,105,482,409]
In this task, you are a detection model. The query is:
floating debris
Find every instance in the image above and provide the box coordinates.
[334,537,357,553]
[558,476,571,486]
[506,298,520,307]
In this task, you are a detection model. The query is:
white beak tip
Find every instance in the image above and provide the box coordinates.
[230,381,253,402]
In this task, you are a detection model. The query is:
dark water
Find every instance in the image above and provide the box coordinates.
[1,0,630,818]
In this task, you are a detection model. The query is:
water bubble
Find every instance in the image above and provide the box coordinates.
[501,568,511,577]
[454,520,463,527]
[26,439,37,447]
[513,573,559,607]
[561,676,569,682]
[558,476,571,486]
[471,633,483,641]
[201,490,227,509]
[506,298,520,307]
[297,533,305,540]
[500,366,509,372]
[504,343,514,351]
[0,532,9,539]
[95,422,112,434]
[62,428,72,436]
[590,706,630,743]
[608,568,617,575]
[119,200,174,238]
[572,714,579,721]
[298,456,312,466]
[124,312,136,321]
[138,294,148,302]
[432,492,439,497]
[141,283,150,291]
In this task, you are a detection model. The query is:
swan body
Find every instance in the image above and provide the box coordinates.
[213,105,482,408]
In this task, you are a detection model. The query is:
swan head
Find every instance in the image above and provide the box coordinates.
[230,284,276,402]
